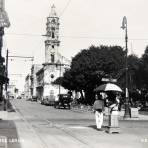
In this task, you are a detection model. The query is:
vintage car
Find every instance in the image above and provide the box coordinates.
[54,94,72,109]
[17,96,22,99]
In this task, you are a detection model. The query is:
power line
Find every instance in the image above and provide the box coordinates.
[8,56,34,59]
[5,33,148,41]
[48,35,148,41]
[8,55,34,62]
[60,0,72,17]
[8,74,27,76]
[5,33,42,37]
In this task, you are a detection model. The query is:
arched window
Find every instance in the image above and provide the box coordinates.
[52,32,55,38]
[51,54,54,63]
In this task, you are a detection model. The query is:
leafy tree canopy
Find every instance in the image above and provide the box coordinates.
[54,45,126,104]
[53,44,148,105]
[140,46,148,89]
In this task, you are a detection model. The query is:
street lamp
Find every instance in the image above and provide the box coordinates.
[121,16,131,118]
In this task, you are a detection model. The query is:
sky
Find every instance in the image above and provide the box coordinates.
[2,0,148,91]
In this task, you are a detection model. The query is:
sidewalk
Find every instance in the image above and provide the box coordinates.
[0,101,21,148]
[0,101,46,148]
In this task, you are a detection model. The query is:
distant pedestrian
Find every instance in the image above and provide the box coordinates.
[93,94,104,130]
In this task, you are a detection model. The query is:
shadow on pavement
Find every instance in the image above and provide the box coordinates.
[88,125,108,131]
[0,120,22,148]
[88,124,97,130]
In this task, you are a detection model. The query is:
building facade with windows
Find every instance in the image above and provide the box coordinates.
[24,74,31,99]
[30,64,42,98]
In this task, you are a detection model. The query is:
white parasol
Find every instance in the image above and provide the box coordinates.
[94,83,122,92]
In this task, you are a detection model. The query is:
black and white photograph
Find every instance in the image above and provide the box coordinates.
[0,0,148,147]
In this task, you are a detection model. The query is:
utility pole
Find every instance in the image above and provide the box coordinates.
[121,16,131,118]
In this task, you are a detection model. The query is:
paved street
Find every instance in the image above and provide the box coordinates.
[0,99,148,148]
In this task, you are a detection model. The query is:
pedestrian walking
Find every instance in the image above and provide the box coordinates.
[93,94,104,130]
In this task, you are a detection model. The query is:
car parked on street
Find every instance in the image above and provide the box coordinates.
[17,96,22,99]
[54,94,72,109]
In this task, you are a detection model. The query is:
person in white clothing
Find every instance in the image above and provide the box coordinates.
[95,109,103,129]
[93,94,104,130]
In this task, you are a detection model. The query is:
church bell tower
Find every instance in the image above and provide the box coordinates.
[36,4,70,102]
[45,4,60,64]
[43,5,61,98]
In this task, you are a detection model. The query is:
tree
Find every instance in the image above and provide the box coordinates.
[127,54,141,90]
[55,45,125,105]
[140,46,148,89]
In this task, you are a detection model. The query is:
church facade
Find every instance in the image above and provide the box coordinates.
[36,5,70,102]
